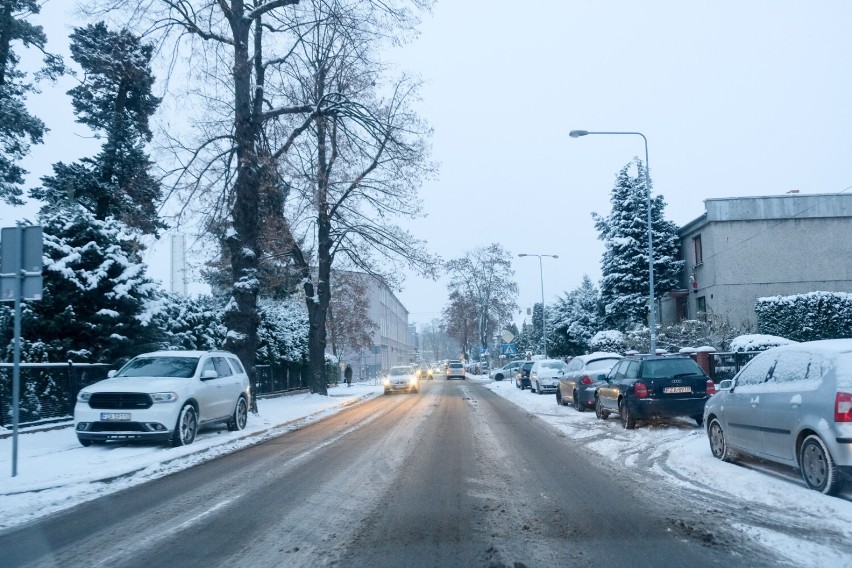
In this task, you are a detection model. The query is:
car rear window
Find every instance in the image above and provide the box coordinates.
[640,358,704,379]
[586,358,620,371]
[117,356,199,378]
[448,363,463,369]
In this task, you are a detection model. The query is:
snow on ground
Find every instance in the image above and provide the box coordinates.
[0,383,382,530]
[3,375,852,567]
[473,374,852,567]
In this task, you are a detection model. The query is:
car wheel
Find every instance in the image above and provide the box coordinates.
[536,381,544,394]
[496,374,504,381]
[619,399,636,430]
[227,396,248,431]
[800,435,845,495]
[692,414,704,427]
[708,419,736,463]
[78,437,92,447]
[573,393,584,412]
[595,397,608,420]
[171,404,198,447]
[556,389,565,406]
[384,389,390,395]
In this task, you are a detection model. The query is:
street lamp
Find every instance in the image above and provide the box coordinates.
[568,129,657,355]
[517,253,558,358]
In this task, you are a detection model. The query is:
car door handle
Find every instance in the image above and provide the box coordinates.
[750,396,760,406]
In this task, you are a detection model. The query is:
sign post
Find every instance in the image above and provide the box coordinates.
[1,226,43,477]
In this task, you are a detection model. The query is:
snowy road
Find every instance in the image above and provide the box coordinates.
[0,378,790,568]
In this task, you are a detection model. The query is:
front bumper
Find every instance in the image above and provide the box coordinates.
[75,403,179,442]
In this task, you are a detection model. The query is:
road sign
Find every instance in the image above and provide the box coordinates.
[502,330,514,343]
[502,343,516,355]
[1,226,43,301]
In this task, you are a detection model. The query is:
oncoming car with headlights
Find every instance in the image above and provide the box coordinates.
[74,350,251,448]
[384,365,420,394]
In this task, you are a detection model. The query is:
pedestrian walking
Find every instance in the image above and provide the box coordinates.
[344,363,353,387]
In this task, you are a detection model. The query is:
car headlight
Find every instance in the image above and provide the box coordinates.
[150,392,179,403]
[77,391,92,403]
[383,378,391,386]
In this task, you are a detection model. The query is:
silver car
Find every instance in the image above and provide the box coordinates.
[556,352,623,411]
[529,359,569,394]
[704,339,852,495]
[489,360,523,381]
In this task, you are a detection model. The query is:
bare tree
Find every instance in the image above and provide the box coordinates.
[266,0,437,394]
[327,270,376,360]
[87,0,435,399]
[445,243,519,352]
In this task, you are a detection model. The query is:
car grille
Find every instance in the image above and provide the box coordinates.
[89,422,148,432]
[88,392,153,410]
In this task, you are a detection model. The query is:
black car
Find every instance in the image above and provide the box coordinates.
[514,361,535,390]
[594,355,715,429]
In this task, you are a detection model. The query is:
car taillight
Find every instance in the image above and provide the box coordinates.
[706,380,716,396]
[581,376,593,385]
[835,392,852,422]
[634,382,648,398]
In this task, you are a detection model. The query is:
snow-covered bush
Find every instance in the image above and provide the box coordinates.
[7,208,163,363]
[590,330,626,353]
[257,298,309,364]
[151,293,227,351]
[730,334,796,352]
[756,291,852,342]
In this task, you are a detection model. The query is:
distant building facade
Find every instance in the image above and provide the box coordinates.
[337,272,410,379]
[660,192,852,330]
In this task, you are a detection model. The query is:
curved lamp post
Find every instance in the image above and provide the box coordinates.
[517,253,558,358]
[568,130,657,355]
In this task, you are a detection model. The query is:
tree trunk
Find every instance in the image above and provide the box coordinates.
[221,10,261,412]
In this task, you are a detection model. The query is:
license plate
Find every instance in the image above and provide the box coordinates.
[100,412,131,421]
[663,386,692,394]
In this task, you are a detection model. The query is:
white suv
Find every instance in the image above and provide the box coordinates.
[74,350,251,447]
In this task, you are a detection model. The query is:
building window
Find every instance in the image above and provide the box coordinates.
[693,235,703,266]
[696,296,707,321]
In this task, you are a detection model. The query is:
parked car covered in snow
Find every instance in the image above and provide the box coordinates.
[529,359,569,394]
[704,339,852,495]
[557,352,623,411]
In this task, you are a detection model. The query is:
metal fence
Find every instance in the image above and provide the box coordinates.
[255,363,310,394]
[705,351,760,383]
[0,362,113,428]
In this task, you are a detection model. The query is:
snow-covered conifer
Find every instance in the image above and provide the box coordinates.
[592,158,683,331]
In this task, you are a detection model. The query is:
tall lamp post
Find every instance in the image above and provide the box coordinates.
[568,129,657,355]
[517,253,558,358]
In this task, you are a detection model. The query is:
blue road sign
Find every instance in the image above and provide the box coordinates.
[503,343,516,355]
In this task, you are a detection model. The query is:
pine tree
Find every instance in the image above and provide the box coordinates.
[19,206,163,363]
[32,22,163,235]
[592,158,683,331]
[0,0,64,204]
[549,276,603,355]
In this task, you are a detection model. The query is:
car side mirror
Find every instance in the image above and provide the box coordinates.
[107,370,117,378]
[201,369,218,380]
[718,379,733,391]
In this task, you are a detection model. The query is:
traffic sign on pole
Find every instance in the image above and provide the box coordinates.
[502,343,516,355]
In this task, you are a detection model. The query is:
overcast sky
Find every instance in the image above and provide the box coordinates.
[3,1,851,332]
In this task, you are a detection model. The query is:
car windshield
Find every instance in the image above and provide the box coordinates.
[115,356,200,378]
[390,367,413,376]
[541,361,567,370]
[641,358,703,379]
